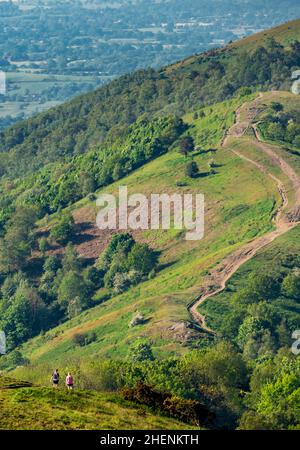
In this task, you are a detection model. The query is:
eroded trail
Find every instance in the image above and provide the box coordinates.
[188,95,300,334]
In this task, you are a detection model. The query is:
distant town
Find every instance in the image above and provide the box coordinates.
[1,0,300,128]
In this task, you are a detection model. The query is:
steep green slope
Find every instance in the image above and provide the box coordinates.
[0,19,299,181]
[0,21,299,431]
[7,94,282,365]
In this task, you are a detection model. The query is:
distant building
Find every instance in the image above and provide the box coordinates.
[291,70,300,95]
[0,71,6,95]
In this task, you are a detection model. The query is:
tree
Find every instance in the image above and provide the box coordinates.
[237,316,264,350]
[57,270,91,318]
[43,255,60,273]
[240,356,300,430]
[50,213,75,244]
[61,243,82,273]
[267,122,285,141]
[282,271,300,300]
[179,136,195,157]
[185,161,199,178]
[0,206,37,273]
[101,233,135,268]
[39,237,48,256]
[247,272,280,300]
[127,243,158,275]
[128,340,155,362]
[0,279,47,350]
[270,102,283,112]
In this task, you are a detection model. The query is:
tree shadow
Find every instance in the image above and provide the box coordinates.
[193,148,218,157]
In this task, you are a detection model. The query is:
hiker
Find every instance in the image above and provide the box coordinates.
[51,369,60,388]
[66,372,74,390]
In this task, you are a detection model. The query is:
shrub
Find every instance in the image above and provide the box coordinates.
[39,237,49,255]
[128,340,155,362]
[72,333,86,347]
[50,214,75,244]
[121,381,212,426]
[179,136,195,156]
[72,332,97,347]
[282,270,300,300]
[129,312,146,328]
[185,161,199,178]
[127,243,158,275]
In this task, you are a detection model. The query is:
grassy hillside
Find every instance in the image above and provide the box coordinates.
[230,18,300,49]
[6,94,284,366]
[0,19,299,181]
[0,21,299,431]
[0,377,195,430]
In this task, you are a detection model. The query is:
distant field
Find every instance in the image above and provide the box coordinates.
[0,72,110,126]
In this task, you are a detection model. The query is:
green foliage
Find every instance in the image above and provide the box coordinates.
[128,340,155,363]
[270,102,283,112]
[239,353,300,429]
[101,234,158,293]
[122,381,212,427]
[0,350,29,371]
[247,272,280,300]
[0,206,37,273]
[38,237,49,256]
[185,161,199,178]
[282,270,300,300]
[127,243,158,276]
[259,107,300,147]
[50,214,75,244]
[179,136,195,156]
[0,278,47,350]
[57,271,91,318]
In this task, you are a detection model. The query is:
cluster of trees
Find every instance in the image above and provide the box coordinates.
[260,102,300,147]
[13,338,299,429]
[0,206,37,272]
[215,266,300,362]
[0,116,185,234]
[79,340,299,429]
[0,225,158,351]
[97,233,158,294]
[0,243,92,350]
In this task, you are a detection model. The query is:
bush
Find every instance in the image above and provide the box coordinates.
[72,333,86,347]
[0,350,29,371]
[121,381,212,426]
[127,243,158,275]
[270,102,283,112]
[179,136,195,156]
[129,312,146,328]
[72,332,97,347]
[282,270,300,300]
[39,237,49,255]
[128,340,155,362]
[50,214,75,244]
[185,161,199,178]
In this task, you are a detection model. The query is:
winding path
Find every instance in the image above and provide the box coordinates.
[188,95,300,334]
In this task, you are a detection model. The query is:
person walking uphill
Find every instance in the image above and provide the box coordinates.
[51,369,60,388]
[66,372,74,390]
